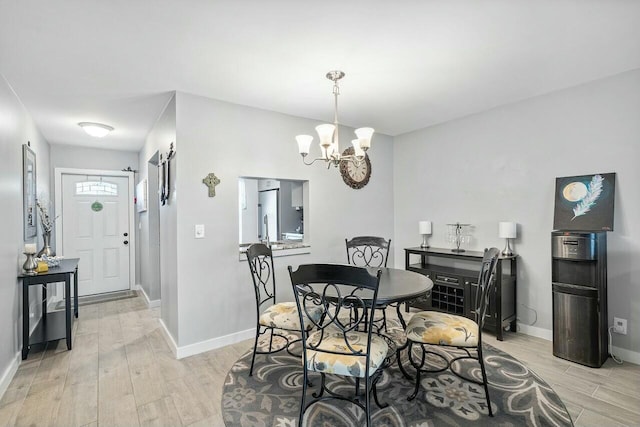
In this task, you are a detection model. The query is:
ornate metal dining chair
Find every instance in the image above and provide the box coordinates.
[345,236,391,332]
[246,243,322,376]
[403,247,500,416]
[288,264,389,427]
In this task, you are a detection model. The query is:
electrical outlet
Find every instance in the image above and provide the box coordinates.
[614,317,627,335]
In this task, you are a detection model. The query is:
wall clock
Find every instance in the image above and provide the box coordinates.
[339,147,371,189]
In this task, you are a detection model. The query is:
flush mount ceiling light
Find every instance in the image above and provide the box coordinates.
[296,70,374,168]
[78,122,114,138]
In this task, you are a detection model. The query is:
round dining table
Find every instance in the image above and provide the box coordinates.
[366,266,433,307]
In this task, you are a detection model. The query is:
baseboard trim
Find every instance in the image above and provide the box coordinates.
[516,323,553,341]
[157,319,253,359]
[135,284,160,308]
[516,324,640,365]
[175,328,255,360]
[611,345,640,365]
[0,352,21,401]
[158,318,178,359]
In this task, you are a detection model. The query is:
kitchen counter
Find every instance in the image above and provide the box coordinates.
[239,242,310,260]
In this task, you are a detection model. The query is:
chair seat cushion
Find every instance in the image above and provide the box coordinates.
[259,302,322,331]
[304,329,389,378]
[405,311,479,347]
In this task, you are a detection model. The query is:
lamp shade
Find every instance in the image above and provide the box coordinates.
[498,222,517,239]
[296,135,313,155]
[354,127,374,150]
[315,124,335,148]
[419,221,432,235]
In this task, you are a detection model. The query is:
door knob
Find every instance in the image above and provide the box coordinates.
[124,232,128,237]
[123,240,129,245]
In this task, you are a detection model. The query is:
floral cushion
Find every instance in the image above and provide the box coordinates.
[405,311,479,347]
[304,329,389,378]
[259,302,322,331]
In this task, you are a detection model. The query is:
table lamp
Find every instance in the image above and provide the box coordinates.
[499,221,517,256]
[419,221,432,248]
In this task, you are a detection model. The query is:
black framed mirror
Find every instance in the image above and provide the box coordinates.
[22,144,37,240]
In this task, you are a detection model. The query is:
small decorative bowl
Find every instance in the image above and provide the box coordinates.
[40,255,64,267]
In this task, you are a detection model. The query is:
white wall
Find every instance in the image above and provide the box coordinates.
[393,69,640,356]
[0,73,50,392]
[138,95,177,337]
[172,91,394,348]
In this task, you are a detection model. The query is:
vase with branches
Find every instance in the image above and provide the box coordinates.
[36,198,57,257]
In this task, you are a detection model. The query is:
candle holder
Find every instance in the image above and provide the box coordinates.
[22,252,38,276]
[447,222,471,253]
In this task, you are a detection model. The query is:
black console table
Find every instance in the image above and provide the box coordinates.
[405,247,517,341]
[18,258,79,359]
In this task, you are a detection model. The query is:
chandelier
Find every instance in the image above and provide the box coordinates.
[296,70,374,167]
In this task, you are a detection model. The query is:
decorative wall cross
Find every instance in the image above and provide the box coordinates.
[202,173,221,197]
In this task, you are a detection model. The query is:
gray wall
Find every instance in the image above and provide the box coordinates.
[50,143,138,173]
[0,73,51,387]
[138,95,177,337]
[173,91,395,347]
[393,69,640,357]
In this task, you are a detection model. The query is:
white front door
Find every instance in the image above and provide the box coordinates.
[61,174,131,296]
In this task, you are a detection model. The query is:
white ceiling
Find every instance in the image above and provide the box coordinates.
[1,1,639,151]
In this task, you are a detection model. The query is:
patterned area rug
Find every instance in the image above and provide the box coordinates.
[222,334,573,427]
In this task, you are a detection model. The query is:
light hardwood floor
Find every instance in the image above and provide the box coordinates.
[0,294,638,426]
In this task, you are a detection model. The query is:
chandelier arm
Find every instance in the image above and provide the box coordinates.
[301,156,331,166]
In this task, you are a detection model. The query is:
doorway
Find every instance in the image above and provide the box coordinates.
[55,168,135,296]
[143,152,161,304]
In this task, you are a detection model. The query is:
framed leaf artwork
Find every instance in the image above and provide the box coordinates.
[553,172,615,231]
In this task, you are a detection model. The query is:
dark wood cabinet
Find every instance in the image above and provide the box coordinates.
[405,247,517,341]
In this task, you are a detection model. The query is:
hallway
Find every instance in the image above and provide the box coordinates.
[0,294,246,427]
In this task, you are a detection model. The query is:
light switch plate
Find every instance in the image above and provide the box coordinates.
[195,224,205,239]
